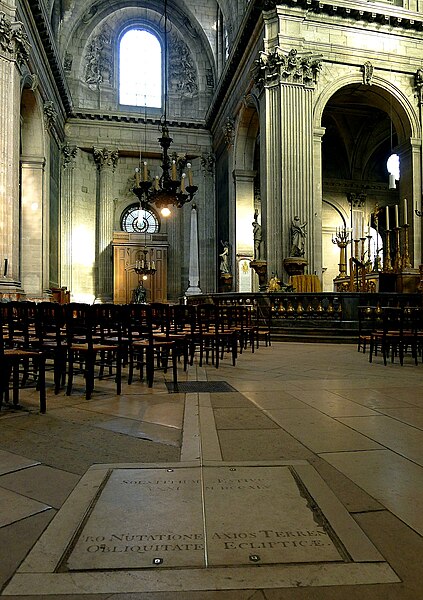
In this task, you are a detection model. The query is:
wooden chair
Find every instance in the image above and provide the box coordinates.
[193,304,237,368]
[64,303,122,399]
[369,307,404,365]
[357,305,378,353]
[0,307,46,413]
[126,303,178,387]
[35,302,67,394]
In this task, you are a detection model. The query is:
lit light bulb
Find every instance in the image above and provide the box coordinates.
[142,275,148,281]
[161,207,171,217]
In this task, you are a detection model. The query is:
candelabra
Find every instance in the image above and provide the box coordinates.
[134,248,157,279]
[331,228,350,278]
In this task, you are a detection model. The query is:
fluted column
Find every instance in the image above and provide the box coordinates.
[254,41,322,278]
[233,169,256,258]
[0,12,29,297]
[93,147,118,302]
[61,143,77,294]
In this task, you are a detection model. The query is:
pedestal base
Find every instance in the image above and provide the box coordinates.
[250,260,268,291]
[284,257,308,277]
[219,273,233,293]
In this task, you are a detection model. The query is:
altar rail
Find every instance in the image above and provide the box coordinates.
[185,292,422,331]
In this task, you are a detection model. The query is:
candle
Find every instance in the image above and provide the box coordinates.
[151,261,155,270]
[367,221,371,236]
[403,198,408,225]
[395,204,399,228]
[135,168,140,186]
[386,205,390,230]
[187,162,193,186]
[143,161,148,182]
[181,173,186,193]
[172,160,177,180]
[361,221,364,238]
[154,175,160,190]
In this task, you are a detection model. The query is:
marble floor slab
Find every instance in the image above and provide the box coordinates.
[264,408,383,453]
[0,487,51,528]
[336,415,423,466]
[0,450,39,476]
[322,449,423,536]
[2,461,399,594]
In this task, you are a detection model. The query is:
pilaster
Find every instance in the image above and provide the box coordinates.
[61,143,77,292]
[0,11,28,297]
[93,147,118,302]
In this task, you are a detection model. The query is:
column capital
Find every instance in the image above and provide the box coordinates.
[0,12,30,65]
[93,147,119,171]
[252,47,322,90]
[62,142,77,169]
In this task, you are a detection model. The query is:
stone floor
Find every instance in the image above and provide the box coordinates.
[1,341,423,599]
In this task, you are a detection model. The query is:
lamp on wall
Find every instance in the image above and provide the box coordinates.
[132,0,197,216]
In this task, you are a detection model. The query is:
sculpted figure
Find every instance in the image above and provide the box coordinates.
[290,216,307,257]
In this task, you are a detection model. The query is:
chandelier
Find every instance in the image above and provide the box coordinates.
[134,247,157,279]
[132,0,197,216]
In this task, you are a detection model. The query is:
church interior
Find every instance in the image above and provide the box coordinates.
[1,0,423,598]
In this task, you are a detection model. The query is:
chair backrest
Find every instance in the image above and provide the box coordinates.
[196,304,218,334]
[91,303,124,344]
[380,306,404,336]
[170,304,196,333]
[7,301,38,348]
[150,303,171,335]
[126,303,154,342]
[64,303,94,346]
[36,302,65,346]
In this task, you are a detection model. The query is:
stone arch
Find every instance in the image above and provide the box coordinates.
[315,75,422,288]
[232,100,261,291]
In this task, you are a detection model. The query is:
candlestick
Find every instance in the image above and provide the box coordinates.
[385,205,389,230]
[171,160,177,180]
[395,204,399,228]
[187,163,193,186]
[181,173,186,193]
[143,161,148,182]
[154,175,159,190]
[403,198,408,225]
[402,223,412,269]
[135,168,140,186]
[383,229,393,272]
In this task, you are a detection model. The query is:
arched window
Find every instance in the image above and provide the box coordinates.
[121,205,160,233]
[119,29,162,108]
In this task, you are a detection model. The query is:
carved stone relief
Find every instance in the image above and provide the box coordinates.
[43,101,57,131]
[84,25,113,87]
[361,61,374,86]
[223,117,235,147]
[169,32,198,97]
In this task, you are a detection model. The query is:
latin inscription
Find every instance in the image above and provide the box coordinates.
[66,466,342,570]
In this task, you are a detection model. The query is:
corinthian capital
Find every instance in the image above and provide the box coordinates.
[0,13,30,64]
[93,147,119,171]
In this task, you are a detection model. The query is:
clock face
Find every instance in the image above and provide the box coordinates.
[121,205,159,233]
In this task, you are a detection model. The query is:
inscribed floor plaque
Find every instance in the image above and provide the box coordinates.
[3,461,400,595]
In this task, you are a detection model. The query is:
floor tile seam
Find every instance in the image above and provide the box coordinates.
[337,412,423,434]
[0,479,61,509]
[329,417,423,463]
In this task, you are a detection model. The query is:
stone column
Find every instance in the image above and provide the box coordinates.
[93,147,118,302]
[61,143,77,293]
[254,41,322,278]
[0,12,29,297]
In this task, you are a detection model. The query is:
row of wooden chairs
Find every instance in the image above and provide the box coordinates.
[1,300,268,412]
[358,305,423,365]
